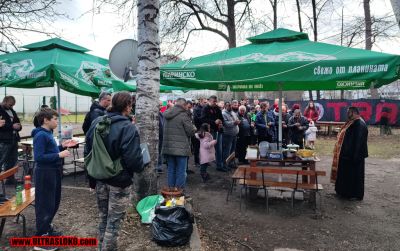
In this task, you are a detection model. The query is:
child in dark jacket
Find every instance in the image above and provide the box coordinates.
[32,108,74,240]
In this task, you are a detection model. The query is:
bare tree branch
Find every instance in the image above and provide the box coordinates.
[0,0,65,52]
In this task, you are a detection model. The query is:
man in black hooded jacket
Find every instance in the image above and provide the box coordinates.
[82,92,111,134]
[84,92,143,251]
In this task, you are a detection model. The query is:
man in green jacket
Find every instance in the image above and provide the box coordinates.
[162,98,196,189]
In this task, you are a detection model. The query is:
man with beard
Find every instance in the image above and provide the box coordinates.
[231,100,239,115]
[236,105,253,164]
[255,102,275,144]
[288,109,309,149]
[331,107,368,200]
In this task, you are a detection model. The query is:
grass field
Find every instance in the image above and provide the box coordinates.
[19,115,399,159]
[22,114,86,123]
[315,127,400,159]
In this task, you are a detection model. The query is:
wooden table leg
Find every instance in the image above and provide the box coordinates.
[309,162,316,184]
[328,125,332,136]
[302,165,308,183]
[309,161,317,204]
[249,160,259,200]
[0,218,6,238]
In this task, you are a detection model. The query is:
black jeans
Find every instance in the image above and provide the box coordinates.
[191,136,200,165]
[236,136,251,162]
[34,167,62,235]
[0,141,18,182]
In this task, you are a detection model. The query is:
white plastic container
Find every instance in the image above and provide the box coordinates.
[259,141,269,158]
[61,125,73,139]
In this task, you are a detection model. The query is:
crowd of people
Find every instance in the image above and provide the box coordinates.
[159,95,322,185]
[0,93,369,251]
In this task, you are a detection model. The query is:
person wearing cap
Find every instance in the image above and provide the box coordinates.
[289,103,300,118]
[82,92,112,134]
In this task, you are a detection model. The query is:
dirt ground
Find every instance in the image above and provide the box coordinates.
[0,125,399,250]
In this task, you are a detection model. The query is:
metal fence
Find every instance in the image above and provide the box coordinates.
[0,93,92,122]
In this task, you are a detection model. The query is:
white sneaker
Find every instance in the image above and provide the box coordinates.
[33,246,58,251]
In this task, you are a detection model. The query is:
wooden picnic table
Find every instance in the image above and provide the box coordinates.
[315,121,345,136]
[246,156,321,184]
[237,155,325,206]
[0,166,35,238]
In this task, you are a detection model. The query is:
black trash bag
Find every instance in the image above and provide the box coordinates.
[151,206,194,247]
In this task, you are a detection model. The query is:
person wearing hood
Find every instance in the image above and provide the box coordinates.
[32,108,73,241]
[82,92,111,134]
[162,98,196,189]
[84,92,144,251]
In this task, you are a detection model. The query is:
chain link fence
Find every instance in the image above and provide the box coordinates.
[0,93,92,123]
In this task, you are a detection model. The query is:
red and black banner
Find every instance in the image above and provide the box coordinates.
[279,99,400,126]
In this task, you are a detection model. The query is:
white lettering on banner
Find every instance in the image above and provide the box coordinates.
[218,83,227,90]
[336,81,366,88]
[313,66,333,75]
[336,66,346,74]
[231,83,264,90]
[314,64,389,75]
[59,71,79,88]
[162,70,196,79]
[36,81,52,87]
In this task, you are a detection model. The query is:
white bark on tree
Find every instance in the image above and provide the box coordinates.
[390,0,400,29]
[364,0,379,98]
[133,0,160,202]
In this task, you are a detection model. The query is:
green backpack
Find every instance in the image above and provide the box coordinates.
[85,116,123,180]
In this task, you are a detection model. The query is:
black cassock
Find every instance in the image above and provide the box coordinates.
[335,119,368,200]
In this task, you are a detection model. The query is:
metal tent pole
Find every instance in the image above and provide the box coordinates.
[278,83,283,150]
[57,83,62,144]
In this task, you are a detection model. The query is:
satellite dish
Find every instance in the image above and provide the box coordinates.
[109,39,138,82]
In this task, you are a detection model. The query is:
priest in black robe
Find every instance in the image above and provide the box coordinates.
[331,107,368,200]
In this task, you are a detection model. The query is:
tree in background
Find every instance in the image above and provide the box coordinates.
[390,0,400,29]
[133,0,160,201]
[0,0,64,52]
[160,0,255,53]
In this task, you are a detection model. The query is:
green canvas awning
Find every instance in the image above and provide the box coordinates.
[0,38,191,96]
[161,28,400,91]
[0,38,110,97]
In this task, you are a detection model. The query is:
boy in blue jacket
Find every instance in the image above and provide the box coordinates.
[32,108,74,241]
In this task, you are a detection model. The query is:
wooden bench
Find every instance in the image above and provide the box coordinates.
[0,166,35,238]
[227,165,326,212]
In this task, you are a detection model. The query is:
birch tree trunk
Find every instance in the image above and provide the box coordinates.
[364,0,379,98]
[390,0,400,29]
[133,0,160,202]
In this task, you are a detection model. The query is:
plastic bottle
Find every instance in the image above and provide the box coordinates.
[24,175,32,190]
[16,185,23,206]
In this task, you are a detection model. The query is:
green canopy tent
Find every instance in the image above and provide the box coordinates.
[0,38,189,140]
[161,28,400,149]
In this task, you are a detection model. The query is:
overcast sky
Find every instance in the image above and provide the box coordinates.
[11,0,400,59]
[3,0,400,109]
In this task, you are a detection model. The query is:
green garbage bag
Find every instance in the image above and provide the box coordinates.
[136,195,164,224]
